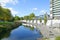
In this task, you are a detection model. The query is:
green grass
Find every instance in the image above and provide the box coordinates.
[0,22,22,39]
[0,21,22,30]
[55,36,60,40]
[0,22,13,25]
[0,22,14,29]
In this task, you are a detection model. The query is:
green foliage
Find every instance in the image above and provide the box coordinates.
[44,14,47,25]
[55,36,60,40]
[24,16,29,20]
[29,13,35,20]
[30,27,34,30]
[0,28,10,39]
[0,22,22,30]
[23,13,35,20]
[24,25,34,31]
[0,6,13,21]
[0,22,13,25]
[0,22,22,39]
[29,13,35,17]
[20,17,24,20]
[14,15,20,21]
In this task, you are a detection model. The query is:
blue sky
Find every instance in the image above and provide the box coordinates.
[0,0,50,17]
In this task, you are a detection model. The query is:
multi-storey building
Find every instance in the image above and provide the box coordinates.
[49,0,60,38]
[50,0,60,19]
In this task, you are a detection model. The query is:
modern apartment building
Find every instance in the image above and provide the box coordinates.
[50,0,60,19]
[48,0,60,38]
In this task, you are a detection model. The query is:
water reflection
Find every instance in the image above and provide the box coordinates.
[1,26,42,40]
[0,27,11,40]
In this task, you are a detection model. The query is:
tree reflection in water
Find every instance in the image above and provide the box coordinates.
[0,28,11,40]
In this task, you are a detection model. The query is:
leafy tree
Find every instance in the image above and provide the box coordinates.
[0,6,13,21]
[29,13,35,20]
[4,9,13,21]
[44,13,47,25]
[24,16,29,20]
[23,13,35,20]
[20,17,24,20]
[29,13,35,17]
[23,16,29,22]
[14,15,20,21]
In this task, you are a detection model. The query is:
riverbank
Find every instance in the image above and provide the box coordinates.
[0,21,22,39]
[0,21,22,32]
[0,22,22,29]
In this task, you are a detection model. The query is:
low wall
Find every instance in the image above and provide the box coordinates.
[21,20,60,26]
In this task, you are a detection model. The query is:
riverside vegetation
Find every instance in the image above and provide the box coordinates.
[0,5,50,40]
[0,6,22,39]
[0,22,22,39]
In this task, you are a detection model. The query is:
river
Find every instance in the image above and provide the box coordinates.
[1,26,42,40]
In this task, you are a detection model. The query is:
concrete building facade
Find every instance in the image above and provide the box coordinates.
[50,0,60,19]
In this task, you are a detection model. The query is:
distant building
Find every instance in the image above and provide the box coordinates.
[50,0,60,19]
[34,15,44,20]
[33,14,50,20]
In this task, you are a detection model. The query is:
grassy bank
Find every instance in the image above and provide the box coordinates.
[0,22,22,32]
[0,22,21,29]
[0,21,22,39]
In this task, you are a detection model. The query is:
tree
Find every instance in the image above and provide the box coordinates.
[4,9,13,21]
[24,16,29,20]
[20,17,24,20]
[44,13,47,25]
[0,6,13,21]
[14,15,20,21]
[29,13,35,20]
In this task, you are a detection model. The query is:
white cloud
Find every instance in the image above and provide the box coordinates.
[8,8,18,16]
[40,10,47,14]
[0,0,19,6]
[32,8,38,11]
[0,0,19,16]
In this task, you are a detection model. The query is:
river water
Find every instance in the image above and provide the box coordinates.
[1,26,42,40]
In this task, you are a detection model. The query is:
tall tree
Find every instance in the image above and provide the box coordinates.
[24,16,29,20]
[20,17,24,20]
[0,6,13,21]
[14,15,20,21]
[29,13,35,20]
[44,13,47,25]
